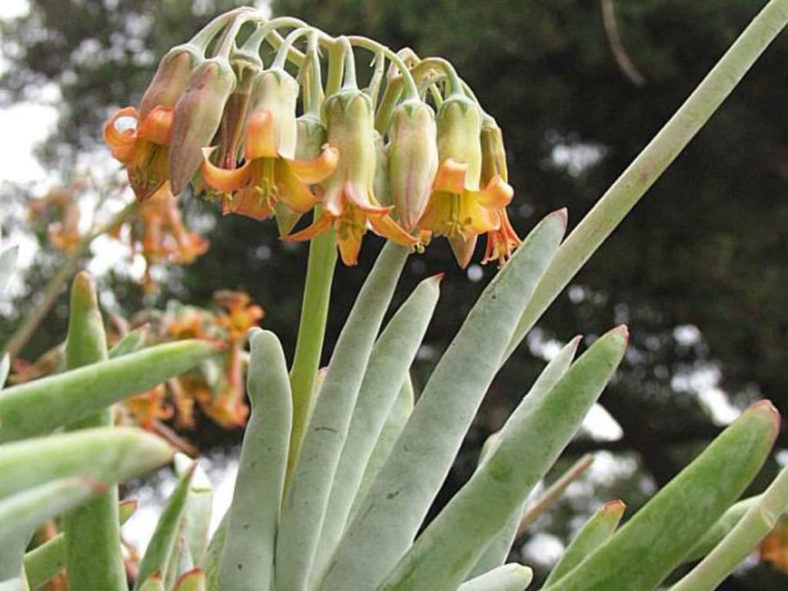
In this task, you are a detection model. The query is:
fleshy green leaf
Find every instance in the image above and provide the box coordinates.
[682,495,760,563]
[468,337,581,579]
[543,500,626,587]
[380,326,627,591]
[670,465,788,591]
[276,242,409,591]
[61,272,127,591]
[219,330,291,591]
[174,569,206,591]
[108,326,149,359]
[0,339,220,442]
[312,274,441,584]
[348,377,414,521]
[23,499,137,590]
[174,454,213,567]
[320,210,566,591]
[0,427,173,499]
[134,462,196,590]
[458,564,533,591]
[542,401,780,591]
[137,573,165,591]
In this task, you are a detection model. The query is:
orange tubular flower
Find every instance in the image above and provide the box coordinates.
[479,120,521,267]
[286,90,417,266]
[417,95,514,268]
[103,106,174,201]
[201,69,339,228]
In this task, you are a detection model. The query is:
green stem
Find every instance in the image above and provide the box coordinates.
[504,0,788,360]
[286,224,338,481]
[2,202,136,360]
[347,36,419,99]
[670,466,788,591]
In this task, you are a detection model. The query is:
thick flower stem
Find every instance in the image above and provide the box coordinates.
[504,0,788,360]
[287,224,338,480]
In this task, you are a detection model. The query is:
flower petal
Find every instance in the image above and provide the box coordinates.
[432,158,469,194]
[287,145,340,185]
[368,215,418,247]
[476,174,514,208]
[137,106,174,145]
[282,211,333,242]
[201,147,253,193]
[103,107,139,163]
[245,110,278,160]
[275,159,320,214]
[449,233,478,268]
[344,181,391,215]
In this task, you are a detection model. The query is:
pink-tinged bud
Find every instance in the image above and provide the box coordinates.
[169,58,236,195]
[436,94,483,191]
[246,69,300,160]
[139,45,202,118]
[215,66,258,170]
[480,119,508,183]
[388,99,438,230]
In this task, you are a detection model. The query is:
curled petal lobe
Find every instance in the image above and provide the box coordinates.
[287,145,340,185]
[103,107,139,163]
[201,147,253,193]
[343,181,391,215]
[283,211,333,243]
[476,174,514,208]
[368,215,418,247]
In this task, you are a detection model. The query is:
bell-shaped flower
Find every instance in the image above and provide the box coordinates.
[139,45,201,118]
[168,57,237,195]
[479,120,521,267]
[104,105,174,201]
[286,89,417,266]
[417,95,513,267]
[388,99,439,231]
[201,69,339,232]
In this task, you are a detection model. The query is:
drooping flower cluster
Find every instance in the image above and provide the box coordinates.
[104,10,522,267]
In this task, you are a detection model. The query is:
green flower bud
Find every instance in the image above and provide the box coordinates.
[169,58,236,195]
[139,45,202,118]
[480,119,508,183]
[436,94,483,191]
[388,100,438,230]
[373,131,392,208]
[323,89,378,207]
[247,69,300,160]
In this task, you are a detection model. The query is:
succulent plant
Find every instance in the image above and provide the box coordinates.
[3,2,788,590]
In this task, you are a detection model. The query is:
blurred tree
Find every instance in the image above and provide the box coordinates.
[1,0,787,587]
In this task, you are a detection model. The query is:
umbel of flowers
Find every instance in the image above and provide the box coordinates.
[104,8,520,267]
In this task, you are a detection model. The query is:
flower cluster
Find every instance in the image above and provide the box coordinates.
[108,183,208,292]
[104,10,521,267]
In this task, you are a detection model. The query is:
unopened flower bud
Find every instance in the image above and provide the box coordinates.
[480,119,508,183]
[373,131,391,208]
[323,89,378,209]
[388,100,438,230]
[169,58,236,194]
[139,45,202,118]
[246,69,300,160]
[436,94,482,191]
